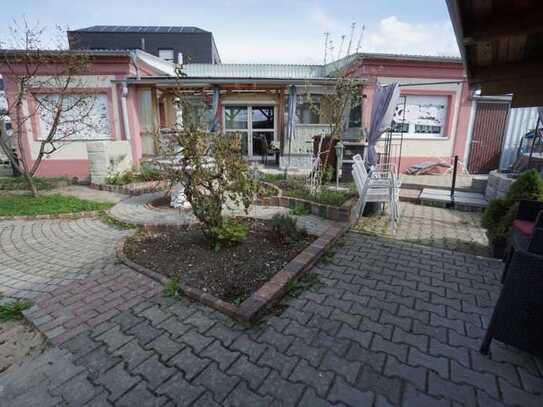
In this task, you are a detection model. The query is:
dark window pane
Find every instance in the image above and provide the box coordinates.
[252,106,274,129]
[391,121,409,133]
[415,124,441,134]
[349,104,362,128]
[252,131,274,156]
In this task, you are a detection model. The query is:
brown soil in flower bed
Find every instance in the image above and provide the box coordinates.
[147,196,175,210]
[124,219,315,303]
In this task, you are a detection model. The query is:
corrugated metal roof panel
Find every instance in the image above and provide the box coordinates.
[180,64,326,79]
[500,106,540,170]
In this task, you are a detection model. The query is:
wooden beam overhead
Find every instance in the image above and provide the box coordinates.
[463,9,543,43]
[512,90,543,108]
[470,60,543,83]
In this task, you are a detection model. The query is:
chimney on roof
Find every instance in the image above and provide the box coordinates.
[140,38,145,51]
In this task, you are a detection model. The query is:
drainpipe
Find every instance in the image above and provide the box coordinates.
[121,82,131,141]
[130,50,141,80]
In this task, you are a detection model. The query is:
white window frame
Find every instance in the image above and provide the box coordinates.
[391,94,449,139]
[222,103,277,159]
[35,93,112,141]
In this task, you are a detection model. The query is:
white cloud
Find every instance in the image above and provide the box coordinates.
[218,34,323,64]
[364,16,459,57]
[219,15,460,64]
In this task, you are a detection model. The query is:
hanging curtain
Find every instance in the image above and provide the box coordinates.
[367,82,400,166]
[286,85,297,142]
[210,85,220,132]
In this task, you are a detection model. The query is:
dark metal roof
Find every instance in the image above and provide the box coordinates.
[72,25,209,34]
[0,49,132,58]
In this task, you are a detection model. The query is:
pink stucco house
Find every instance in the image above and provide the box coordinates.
[0,49,472,180]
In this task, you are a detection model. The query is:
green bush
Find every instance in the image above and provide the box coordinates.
[483,170,543,242]
[291,203,311,216]
[106,165,162,186]
[269,214,306,243]
[211,218,249,248]
[505,169,543,204]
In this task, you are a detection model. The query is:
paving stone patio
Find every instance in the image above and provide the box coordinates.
[353,201,490,257]
[0,218,132,299]
[1,214,542,406]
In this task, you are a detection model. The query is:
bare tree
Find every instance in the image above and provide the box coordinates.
[303,64,363,191]
[0,19,97,196]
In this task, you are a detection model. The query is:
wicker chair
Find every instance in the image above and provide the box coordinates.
[501,200,543,282]
[480,244,543,357]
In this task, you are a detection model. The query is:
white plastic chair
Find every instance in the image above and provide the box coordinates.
[352,154,400,230]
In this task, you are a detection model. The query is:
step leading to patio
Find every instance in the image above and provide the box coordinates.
[419,188,488,211]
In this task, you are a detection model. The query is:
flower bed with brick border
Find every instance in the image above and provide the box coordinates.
[255,195,355,222]
[117,222,348,323]
[89,180,169,195]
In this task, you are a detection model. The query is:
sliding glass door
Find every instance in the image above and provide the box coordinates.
[224,105,275,159]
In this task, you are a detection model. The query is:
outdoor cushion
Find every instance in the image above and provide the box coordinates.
[512,219,535,237]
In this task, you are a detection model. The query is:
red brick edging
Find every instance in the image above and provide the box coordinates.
[0,210,101,221]
[89,180,169,195]
[117,222,349,323]
[255,195,355,222]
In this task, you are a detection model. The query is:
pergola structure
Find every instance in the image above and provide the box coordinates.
[446,0,543,107]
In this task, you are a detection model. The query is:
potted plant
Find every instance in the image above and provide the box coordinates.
[482,169,543,258]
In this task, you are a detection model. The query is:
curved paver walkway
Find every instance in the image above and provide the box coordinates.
[110,192,339,236]
[1,218,542,405]
[0,218,132,299]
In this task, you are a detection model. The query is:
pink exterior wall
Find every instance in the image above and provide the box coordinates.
[0,56,134,179]
[352,57,472,173]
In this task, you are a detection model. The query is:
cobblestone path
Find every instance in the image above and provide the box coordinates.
[0,218,542,406]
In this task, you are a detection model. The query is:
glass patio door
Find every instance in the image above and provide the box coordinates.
[224,105,275,159]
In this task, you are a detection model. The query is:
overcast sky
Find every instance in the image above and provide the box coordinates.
[0,0,460,64]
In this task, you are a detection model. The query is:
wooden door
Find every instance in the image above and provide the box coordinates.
[468,102,510,174]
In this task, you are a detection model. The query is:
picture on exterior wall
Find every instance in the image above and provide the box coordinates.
[391,95,448,136]
[36,93,111,141]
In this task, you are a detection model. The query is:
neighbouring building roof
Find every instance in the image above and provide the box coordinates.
[179,63,327,79]
[0,49,133,58]
[72,25,209,34]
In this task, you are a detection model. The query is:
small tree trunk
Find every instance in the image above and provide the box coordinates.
[22,172,39,197]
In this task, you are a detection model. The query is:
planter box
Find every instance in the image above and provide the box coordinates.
[255,195,354,223]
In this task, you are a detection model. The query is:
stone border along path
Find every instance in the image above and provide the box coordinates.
[0,213,543,405]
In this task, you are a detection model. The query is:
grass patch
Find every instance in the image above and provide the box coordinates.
[97,211,137,230]
[163,278,181,298]
[0,299,32,321]
[286,273,322,298]
[0,176,59,191]
[284,188,354,206]
[266,176,355,206]
[0,194,113,217]
[260,172,286,183]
